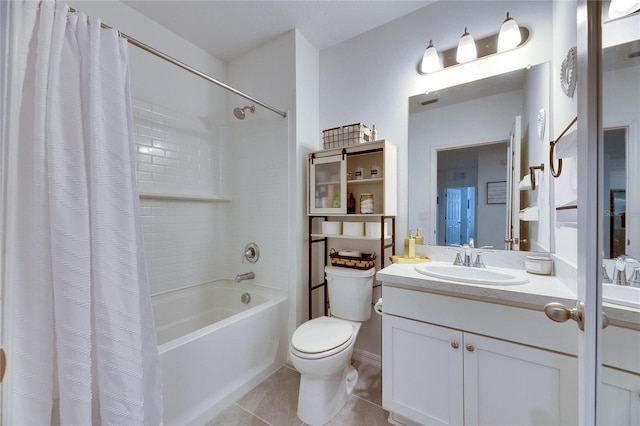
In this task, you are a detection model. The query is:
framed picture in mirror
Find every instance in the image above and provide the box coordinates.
[487,181,507,204]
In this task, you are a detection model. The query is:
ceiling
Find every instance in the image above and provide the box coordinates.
[123,0,435,62]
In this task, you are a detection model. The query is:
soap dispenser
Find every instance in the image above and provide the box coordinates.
[404,229,415,258]
[408,233,416,259]
[415,228,424,245]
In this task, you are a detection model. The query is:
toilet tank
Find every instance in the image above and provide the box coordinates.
[325,265,375,321]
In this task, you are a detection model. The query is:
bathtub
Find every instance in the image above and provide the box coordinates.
[152,280,288,425]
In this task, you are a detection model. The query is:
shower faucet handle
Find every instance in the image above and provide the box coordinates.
[242,242,260,264]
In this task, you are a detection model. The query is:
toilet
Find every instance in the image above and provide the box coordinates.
[289,265,375,426]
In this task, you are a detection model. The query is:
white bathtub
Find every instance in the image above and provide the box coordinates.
[152,281,288,425]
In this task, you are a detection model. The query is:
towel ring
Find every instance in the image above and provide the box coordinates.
[549,116,577,179]
[549,141,563,178]
[529,164,545,190]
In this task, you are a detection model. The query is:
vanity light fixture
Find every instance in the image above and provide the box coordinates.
[608,0,640,19]
[456,28,477,63]
[421,40,442,73]
[497,12,521,51]
[417,12,529,75]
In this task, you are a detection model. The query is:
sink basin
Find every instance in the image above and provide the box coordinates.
[603,284,640,309]
[415,263,529,285]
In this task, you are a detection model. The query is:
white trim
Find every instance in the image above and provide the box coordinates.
[1,0,24,422]
[576,1,602,425]
[352,348,382,369]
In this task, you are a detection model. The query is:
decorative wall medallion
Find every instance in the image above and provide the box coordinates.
[537,108,546,141]
[560,46,577,98]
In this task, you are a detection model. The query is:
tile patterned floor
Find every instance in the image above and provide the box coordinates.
[207,361,388,426]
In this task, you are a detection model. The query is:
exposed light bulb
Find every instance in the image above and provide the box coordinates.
[608,0,640,19]
[456,27,477,64]
[497,12,522,52]
[421,40,442,73]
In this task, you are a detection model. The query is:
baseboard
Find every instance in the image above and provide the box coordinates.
[388,412,423,426]
[289,347,381,369]
[352,348,381,369]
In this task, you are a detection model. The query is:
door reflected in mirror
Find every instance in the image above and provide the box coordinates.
[602,35,640,260]
[409,62,551,252]
[436,143,508,249]
[603,127,628,259]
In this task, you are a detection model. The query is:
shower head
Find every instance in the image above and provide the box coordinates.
[233,105,255,120]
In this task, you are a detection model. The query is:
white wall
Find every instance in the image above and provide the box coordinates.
[477,144,509,249]
[551,0,579,266]
[320,0,559,357]
[227,32,294,293]
[522,62,552,252]
[293,31,321,329]
[321,0,553,246]
[603,63,640,259]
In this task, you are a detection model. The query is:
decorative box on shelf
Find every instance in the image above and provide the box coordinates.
[329,248,376,270]
[322,123,372,149]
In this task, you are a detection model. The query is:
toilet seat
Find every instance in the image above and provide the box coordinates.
[291,317,354,360]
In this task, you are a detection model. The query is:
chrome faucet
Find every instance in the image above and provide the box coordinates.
[447,244,471,266]
[448,239,491,268]
[473,251,489,268]
[613,255,639,286]
[630,267,640,288]
[447,247,464,266]
[235,272,255,283]
[462,243,473,267]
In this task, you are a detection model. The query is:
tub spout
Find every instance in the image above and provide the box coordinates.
[235,272,255,283]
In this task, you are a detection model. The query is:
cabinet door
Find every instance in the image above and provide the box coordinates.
[601,367,640,425]
[463,333,578,426]
[382,315,463,425]
[309,154,346,214]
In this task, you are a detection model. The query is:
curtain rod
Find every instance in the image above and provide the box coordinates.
[68,7,288,118]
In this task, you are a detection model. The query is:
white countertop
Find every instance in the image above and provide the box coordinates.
[377,261,640,327]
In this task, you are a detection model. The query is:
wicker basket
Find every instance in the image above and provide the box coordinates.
[329,248,376,270]
[322,123,372,150]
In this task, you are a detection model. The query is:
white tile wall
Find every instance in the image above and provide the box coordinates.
[133,98,230,199]
[140,199,231,295]
[133,98,232,295]
[231,119,290,292]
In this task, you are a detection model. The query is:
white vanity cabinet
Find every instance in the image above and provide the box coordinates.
[601,325,640,425]
[601,367,640,425]
[382,286,579,426]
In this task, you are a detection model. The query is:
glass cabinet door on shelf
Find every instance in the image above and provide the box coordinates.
[309,154,346,214]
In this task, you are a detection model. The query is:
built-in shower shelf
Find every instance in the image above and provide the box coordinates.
[139,192,231,202]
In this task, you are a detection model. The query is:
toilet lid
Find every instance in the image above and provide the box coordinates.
[291,317,353,354]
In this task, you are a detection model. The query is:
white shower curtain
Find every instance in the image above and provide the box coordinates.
[6,0,162,424]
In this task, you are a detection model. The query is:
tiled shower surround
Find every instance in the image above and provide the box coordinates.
[133,98,230,198]
[133,98,232,295]
[132,97,290,296]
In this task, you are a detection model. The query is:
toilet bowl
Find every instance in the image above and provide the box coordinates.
[290,266,375,426]
[290,317,362,426]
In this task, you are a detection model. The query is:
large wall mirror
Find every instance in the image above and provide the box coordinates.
[602,16,640,262]
[408,62,552,252]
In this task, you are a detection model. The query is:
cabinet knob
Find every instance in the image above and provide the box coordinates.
[451,341,459,349]
[465,344,475,352]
